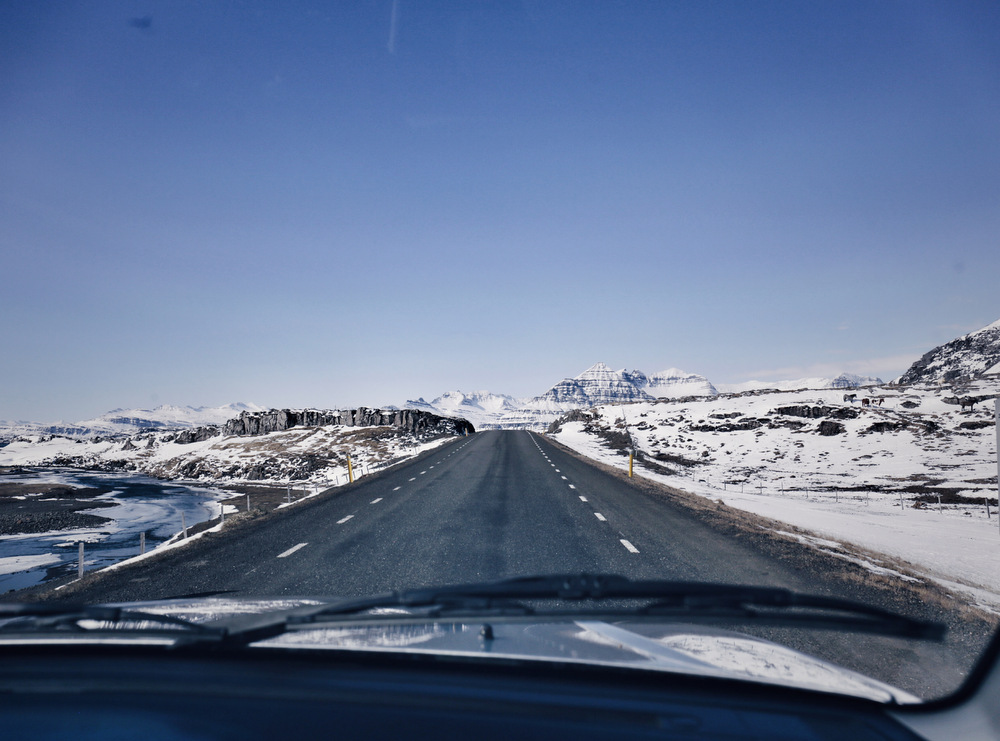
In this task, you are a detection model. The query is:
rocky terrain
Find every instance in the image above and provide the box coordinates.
[0,408,474,485]
[0,481,116,536]
[897,319,1000,385]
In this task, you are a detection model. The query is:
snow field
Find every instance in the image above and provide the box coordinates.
[551,381,1000,610]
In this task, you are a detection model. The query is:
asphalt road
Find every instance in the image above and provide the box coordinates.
[14,430,994,697]
[57,430,818,600]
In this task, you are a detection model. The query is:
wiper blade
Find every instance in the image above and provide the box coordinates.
[205,574,946,646]
[0,602,225,638]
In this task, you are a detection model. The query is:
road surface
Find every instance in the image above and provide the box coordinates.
[14,430,990,697]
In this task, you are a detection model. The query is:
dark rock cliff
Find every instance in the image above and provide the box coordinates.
[218,408,475,439]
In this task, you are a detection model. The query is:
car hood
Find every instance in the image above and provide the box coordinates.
[69,596,919,704]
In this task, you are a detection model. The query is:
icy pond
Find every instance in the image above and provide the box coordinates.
[0,468,226,593]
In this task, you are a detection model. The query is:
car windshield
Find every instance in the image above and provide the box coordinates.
[2,0,999,708]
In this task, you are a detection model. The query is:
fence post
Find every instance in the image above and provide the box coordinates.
[140,531,145,555]
[246,494,250,512]
[181,511,188,538]
[78,542,84,579]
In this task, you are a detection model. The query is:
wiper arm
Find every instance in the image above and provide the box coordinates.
[0,602,225,638]
[205,574,946,647]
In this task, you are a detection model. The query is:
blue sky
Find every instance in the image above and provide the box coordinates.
[3,1,999,421]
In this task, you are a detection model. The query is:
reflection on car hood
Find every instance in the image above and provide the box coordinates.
[85,597,918,704]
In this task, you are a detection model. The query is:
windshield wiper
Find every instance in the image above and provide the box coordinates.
[0,602,226,638]
[202,574,946,647]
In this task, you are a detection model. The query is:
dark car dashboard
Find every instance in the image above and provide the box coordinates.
[0,643,932,740]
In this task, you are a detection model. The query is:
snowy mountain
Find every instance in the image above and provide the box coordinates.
[407,363,718,430]
[531,363,654,409]
[0,402,265,441]
[896,318,1000,385]
[715,373,884,394]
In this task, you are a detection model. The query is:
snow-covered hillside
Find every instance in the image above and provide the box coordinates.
[0,408,472,485]
[549,380,1000,604]
[897,318,1000,385]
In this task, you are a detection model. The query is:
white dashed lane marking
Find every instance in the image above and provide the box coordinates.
[620,539,640,554]
[371,498,383,504]
[579,496,588,502]
[277,543,308,558]
[409,478,416,482]
[594,513,606,522]
[337,515,354,525]
[392,487,401,491]
[568,485,576,490]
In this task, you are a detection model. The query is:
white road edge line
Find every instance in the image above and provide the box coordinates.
[620,539,639,554]
[277,543,308,558]
[337,515,354,524]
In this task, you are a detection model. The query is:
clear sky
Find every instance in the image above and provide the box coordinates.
[3,1,999,422]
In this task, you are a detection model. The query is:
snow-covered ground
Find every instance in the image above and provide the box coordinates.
[0,423,458,485]
[0,426,459,591]
[550,380,1000,610]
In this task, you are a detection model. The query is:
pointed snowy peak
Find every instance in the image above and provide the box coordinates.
[575,362,615,379]
[898,318,1000,385]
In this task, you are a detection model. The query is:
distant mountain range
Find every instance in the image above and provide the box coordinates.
[405,363,883,430]
[715,373,884,394]
[0,402,264,441]
[8,316,998,440]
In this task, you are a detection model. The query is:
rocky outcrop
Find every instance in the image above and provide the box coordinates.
[818,421,845,436]
[173,427,222,444]
[772,406,860,420]
[219,408,474,439]
[897,318,1000,385]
